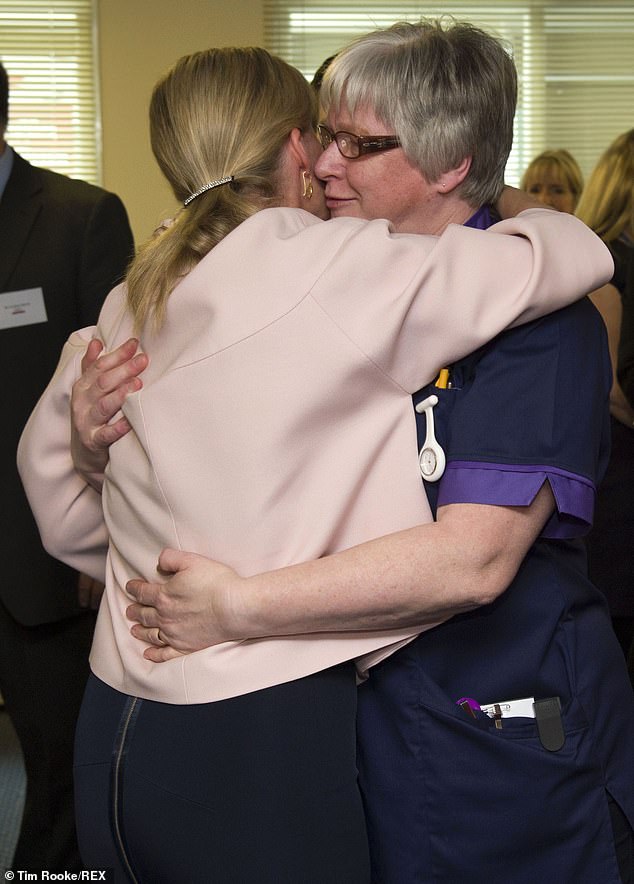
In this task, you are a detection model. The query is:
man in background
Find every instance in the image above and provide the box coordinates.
[0,60,133,871]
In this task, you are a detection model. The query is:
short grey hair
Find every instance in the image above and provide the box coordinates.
[320,19,517,206]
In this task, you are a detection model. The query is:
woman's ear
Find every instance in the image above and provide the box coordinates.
[287,127,311,172]
[278,127,317,211]
[437,156,472,193]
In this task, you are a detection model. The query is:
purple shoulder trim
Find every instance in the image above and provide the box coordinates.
[436,461,596,539]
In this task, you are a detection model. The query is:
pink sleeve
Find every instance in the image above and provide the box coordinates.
[312,208,614,393]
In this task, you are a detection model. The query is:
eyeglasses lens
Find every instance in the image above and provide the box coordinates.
[336,133,359,158]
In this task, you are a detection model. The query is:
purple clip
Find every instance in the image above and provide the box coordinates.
[456,696,481,718]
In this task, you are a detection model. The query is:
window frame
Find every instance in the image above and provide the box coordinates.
[0,0,101,184]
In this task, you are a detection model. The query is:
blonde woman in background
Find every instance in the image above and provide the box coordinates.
[577,128,634,683]
[521,148,584,213]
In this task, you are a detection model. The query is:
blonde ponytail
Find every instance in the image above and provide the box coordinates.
[125,47,317,331]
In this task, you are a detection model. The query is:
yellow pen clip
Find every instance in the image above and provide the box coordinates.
[435,368,449,389]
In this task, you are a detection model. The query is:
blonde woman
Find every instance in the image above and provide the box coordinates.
[578,129,634,684]
[521,148,584,213]
[19,35,614,884]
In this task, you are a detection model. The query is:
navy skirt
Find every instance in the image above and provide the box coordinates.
[74,666,370,884]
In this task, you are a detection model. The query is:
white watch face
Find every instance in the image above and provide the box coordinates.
[420,447,437,475]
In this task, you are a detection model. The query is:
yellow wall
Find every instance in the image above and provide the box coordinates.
[97,0,264,243]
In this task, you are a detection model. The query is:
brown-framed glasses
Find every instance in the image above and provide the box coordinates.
[317,124,401,159]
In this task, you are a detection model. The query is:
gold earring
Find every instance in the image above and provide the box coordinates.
[302,170,313,200]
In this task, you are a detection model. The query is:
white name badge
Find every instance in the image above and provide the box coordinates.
[0,287,48,330]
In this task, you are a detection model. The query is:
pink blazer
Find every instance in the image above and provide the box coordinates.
[18,208,613,703]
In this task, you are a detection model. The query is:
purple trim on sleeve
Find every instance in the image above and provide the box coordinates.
[436,461,596,539]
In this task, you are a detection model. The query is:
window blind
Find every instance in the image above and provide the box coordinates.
[264,0,634,185]
[0,0,99,183]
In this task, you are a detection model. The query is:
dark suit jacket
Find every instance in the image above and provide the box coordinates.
[0,149,134,625]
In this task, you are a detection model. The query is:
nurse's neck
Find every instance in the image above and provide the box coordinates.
[404,192,476,237]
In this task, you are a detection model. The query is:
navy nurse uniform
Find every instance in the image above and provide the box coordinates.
[356,210,634,883]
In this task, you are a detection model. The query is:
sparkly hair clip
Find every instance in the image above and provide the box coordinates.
[183,175,234,206]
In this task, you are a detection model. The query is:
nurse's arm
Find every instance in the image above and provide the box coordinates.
[127,484,555,661]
